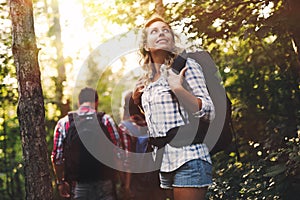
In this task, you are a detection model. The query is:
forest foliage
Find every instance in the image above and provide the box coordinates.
[1,0,300,199]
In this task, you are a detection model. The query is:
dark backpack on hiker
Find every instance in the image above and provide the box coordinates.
[170,50,236,155]
[63,112,115,182]
[130,50,238,156]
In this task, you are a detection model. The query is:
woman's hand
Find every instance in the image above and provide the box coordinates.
[132,77,145,104]
[167,66,202,113]
[167,67,187,91]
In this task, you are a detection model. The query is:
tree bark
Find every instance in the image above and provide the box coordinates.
[9,0,53,199]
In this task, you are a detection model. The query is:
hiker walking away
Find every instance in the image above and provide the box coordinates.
[51,87,120,200]
[132,15,215,200]
[118,91,169,200]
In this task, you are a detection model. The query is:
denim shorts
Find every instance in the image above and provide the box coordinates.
[160,159,213,189]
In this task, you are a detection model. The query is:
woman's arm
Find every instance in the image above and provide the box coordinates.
[132,77,145,105]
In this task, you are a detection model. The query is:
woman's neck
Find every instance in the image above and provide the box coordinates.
[150,50,168,81]
[151,50,168,64]
[152,69,161,82]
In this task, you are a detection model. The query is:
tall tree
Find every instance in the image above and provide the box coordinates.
[9,0,53,199]
[0,2,24,199]
[50,0,68,117]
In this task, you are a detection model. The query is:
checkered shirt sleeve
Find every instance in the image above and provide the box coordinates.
[51,115,69,165]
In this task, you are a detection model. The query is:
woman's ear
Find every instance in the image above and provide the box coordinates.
[144,43,150,52]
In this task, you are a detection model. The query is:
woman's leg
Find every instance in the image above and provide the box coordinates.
[171,159,212,200]
[173,187,207,200]
[160,159,212,200]
[165,189,174,200]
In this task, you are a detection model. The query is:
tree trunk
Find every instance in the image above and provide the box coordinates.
[51,0,68,117]
[287,0,300,71]
[9,0,53,199]
[155,0,165,17]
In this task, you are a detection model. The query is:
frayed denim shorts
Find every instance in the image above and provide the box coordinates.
[160,159,213,189]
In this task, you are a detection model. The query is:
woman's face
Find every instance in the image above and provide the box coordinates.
[145,21,175,53]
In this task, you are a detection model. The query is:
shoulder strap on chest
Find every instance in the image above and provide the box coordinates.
[171,50,218,76]
[96,112,115,142]
[67,111,78,123]
[97,111,105,122]
[171,50,188,74]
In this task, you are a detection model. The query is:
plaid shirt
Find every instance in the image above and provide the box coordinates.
[51,105,120,165]
[118,122,133,169]
[141,58,215,172]
[118,122,132,152]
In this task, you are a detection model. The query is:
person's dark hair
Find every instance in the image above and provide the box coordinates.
[78,87,99,104]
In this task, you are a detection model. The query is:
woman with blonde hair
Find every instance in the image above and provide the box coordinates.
[132,15,215,200]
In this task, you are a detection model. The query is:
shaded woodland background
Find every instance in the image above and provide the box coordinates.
[1,0,300,199]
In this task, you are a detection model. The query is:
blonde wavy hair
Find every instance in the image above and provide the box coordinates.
[138,15,183,85]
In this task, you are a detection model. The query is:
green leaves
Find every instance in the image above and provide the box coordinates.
[264,164,287,177]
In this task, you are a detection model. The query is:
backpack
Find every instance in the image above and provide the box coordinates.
[171,50,238,156]
[63,111,115,182]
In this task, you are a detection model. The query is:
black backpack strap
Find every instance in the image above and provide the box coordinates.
[67,111,78,126]
[97,111,105,121]
[171,50,218,76]
[171,50,188,74]
[96,112,105,128]
[96,112,114,143]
